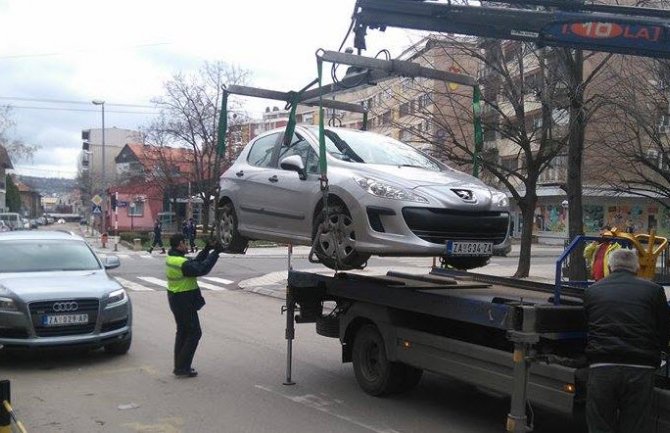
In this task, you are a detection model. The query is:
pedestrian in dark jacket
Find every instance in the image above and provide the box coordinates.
[148,219,165,254]
[584,248,670,433]
[166,234,224,378]
[182,218,197,253]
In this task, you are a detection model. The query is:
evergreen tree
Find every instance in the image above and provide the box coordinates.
[6,174,20,212]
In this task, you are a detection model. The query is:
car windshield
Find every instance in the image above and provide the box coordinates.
[317,128,442,171]
[0,240,101,273]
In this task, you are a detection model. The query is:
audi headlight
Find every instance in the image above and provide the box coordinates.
[354,177,429,204]
[0,297,17,312]
[105,288,127,308]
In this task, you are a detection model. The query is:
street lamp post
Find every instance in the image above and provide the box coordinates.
[92,100,106,236]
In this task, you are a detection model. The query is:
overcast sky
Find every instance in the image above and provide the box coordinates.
[0,0,425,179]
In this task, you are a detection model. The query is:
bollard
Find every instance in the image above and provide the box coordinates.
[0,380,9,433]
[101,232,108,249]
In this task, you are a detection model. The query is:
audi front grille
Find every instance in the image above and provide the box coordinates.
[29,299,99,337]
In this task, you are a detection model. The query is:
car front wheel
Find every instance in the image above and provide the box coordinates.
[313,204,369,271]
[219,202,248,254]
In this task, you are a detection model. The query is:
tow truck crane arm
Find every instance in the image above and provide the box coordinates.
[353,0,670,59]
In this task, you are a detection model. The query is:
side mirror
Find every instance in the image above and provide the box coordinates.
[280,155,307,180]
[104,256,121,270]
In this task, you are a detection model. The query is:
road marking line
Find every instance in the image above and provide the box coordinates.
[196,281,228,291]
[114,277,155,292]
[116,254,130,259]
[254,385,401,433]
[139,255,154,259]
[202,277,234,285]
[138,276,168,288]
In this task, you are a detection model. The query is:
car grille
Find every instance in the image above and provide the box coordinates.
[29,299,99,337]
[402,208,509,245]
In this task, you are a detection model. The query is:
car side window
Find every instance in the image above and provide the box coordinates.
[247,133,280,167]
[278,133,319,174]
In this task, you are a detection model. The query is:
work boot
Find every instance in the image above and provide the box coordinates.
[160,248,166,254]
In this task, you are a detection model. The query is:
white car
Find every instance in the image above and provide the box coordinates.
[57,218,65,224]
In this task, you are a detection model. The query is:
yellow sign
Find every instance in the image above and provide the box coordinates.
[91,195,103,206]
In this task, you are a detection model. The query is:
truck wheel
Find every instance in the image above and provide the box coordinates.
[352,325,403,396]
[219,202,248,253]
[313,204,370,271]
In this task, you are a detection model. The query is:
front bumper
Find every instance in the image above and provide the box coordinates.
[0,298,132,349]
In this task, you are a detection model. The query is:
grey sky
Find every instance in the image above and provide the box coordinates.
[0,0,424,178]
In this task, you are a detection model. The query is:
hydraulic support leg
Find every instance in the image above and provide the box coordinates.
[507,331,539,433]
[283,284,296,386]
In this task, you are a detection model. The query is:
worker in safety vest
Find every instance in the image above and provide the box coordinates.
[166,233,224,377]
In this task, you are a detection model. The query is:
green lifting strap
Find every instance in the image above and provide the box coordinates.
[472,85,483,178]
[317,58,328,177]
[283,92,301,146]
[216,91,229,156]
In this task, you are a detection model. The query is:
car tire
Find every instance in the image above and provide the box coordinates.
[313,204,370,271]
[352,325,403,396]
[104,337,131,355]
[441,256,490,270]
[219,202,248,254]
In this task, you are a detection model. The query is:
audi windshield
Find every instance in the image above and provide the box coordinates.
[0,240,101,273]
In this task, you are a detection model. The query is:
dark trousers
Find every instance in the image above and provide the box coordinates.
[151,236,163,248]
[586,366,656,433]
[167,290,202,372]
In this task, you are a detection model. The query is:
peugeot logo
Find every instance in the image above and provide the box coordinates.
[451,189,475,202]
[52,301,78,312]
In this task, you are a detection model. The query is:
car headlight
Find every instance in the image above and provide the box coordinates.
[105,288,127,308]
[0,297,17,312]
[494,193,509,208]
[354,177,429,204]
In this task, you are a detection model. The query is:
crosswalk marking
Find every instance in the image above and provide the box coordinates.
[138,276,168,288]
[116,254,130,259]
[114,277,155,292]
[203,277,234,285]
[196,281,228,291]
[139,255,154,259]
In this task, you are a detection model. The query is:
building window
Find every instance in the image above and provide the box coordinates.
[399,102,410,117]
[128,201,144,217]
[382,110,392,124]
[418,93,432,109]
[501,156,518,172]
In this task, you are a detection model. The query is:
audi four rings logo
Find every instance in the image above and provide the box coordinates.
[52,301,79,312]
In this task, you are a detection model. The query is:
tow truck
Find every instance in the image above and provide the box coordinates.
[214,1,670,431]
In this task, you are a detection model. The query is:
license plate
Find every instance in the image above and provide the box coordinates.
[446,241,493,256]
[42,314,89,326]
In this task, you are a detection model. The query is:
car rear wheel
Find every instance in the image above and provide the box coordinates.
[441,256,490,270]
[313,204,370,271]
[219,202,248,254]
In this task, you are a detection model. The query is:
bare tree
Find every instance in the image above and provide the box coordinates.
[0,105,38,161]
[144,62,251,227]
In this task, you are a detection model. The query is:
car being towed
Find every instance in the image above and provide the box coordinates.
[0,231,132,354]
[218,126,510,270]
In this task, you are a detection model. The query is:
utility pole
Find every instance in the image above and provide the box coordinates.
[92,100,106,235]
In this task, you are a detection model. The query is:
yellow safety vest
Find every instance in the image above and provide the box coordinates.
[165,255,198,293]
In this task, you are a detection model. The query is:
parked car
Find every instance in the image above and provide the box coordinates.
[28,219,38,229]
[0,231,132,354]
[0,212,22,231]
[0,221,9,232]
[218,126,510,270]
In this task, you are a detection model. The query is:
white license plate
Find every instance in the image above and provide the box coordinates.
[446,241,493,256]
[43,314,89,326]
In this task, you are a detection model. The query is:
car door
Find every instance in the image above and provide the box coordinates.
[234,132,282,233]
[265,133,322,240]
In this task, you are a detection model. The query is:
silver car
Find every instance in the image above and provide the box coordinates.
[218,126,510,270]
[0,231,132,354]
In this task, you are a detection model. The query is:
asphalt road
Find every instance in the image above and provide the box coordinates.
[1,224,577,433]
